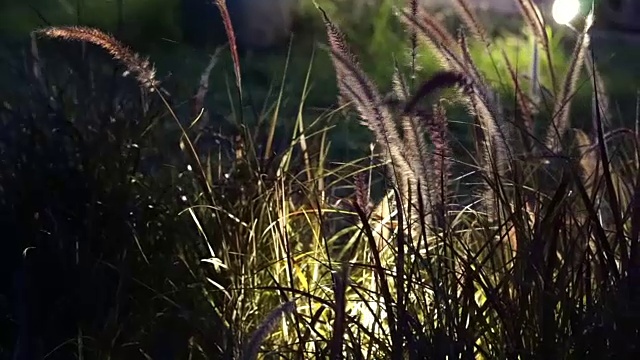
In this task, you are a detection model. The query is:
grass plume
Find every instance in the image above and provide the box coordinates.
[545,23,591,153]
[242,301,296,360]
[515,0,558,92]
[34,26,159,90]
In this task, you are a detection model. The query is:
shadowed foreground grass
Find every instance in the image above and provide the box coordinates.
[1,0,640,359]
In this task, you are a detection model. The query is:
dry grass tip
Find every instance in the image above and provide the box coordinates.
[34,26,160,91]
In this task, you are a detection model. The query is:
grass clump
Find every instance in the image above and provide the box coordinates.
[2,0,640,359]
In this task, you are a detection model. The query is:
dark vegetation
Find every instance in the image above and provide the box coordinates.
[1,0,640,358]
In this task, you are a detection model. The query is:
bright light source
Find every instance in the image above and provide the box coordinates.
[552,0,581,25]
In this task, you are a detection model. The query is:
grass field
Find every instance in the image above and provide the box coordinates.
[1,0,640,359]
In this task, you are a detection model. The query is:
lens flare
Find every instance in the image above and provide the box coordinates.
[552,0,581,25]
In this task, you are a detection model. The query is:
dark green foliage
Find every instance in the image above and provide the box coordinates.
[0,39,227,359]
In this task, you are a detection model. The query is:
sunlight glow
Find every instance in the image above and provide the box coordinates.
[552,0,581,25]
